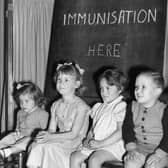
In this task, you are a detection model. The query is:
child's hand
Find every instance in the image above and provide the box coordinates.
[35,131,52,143]
[15,129,21,137]
[36,130,47,136]
[145,153,161,168]
[124,150,144,162]
[88,139,101,149]
[83,138,90,148]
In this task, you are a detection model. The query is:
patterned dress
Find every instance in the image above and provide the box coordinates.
[81,96,126,161]
[0,107,48,150]
[26,97,90,168]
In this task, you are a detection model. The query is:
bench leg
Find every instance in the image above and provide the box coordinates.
[18,152,24,168]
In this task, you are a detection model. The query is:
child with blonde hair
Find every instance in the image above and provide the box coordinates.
[26,62,90,168]
[123,70,168,168]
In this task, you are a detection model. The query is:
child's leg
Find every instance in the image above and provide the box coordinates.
[70,151,88,168]
[88,150,118,168]
[145,155,168,168]
[157,156,168,168]
[0,132,17,149]
[0,136,30,158]
[0,146,22,158]
[6,147,22,156]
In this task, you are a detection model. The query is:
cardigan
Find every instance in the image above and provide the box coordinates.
[122,101,168,153]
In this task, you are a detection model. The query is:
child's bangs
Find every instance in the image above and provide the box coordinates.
[109,81,118,87]
[58,66,76,76]
[107,79,122,89]
[21,89,34,98]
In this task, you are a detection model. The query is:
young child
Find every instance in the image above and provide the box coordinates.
[26,62,90,168]
[70,67,127,168]
[0,81,49,159]
[123,70,168,168]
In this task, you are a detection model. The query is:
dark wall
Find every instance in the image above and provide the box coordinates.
[44,0,166,105]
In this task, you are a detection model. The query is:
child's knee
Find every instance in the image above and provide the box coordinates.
[88,154,101,167]
[70,151,79,163]
[70,151,84,165]
[144,157,168,168]
[125,159,143,168]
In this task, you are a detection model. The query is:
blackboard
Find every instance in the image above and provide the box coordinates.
[44,0,166,105]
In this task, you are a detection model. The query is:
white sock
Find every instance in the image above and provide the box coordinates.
[0,149,5,158]
[3,148,12,157]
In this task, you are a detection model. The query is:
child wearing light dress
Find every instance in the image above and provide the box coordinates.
[70,67,127,168]
[0,81,48,159]
[123,70,168,168]
[26,62,90,168]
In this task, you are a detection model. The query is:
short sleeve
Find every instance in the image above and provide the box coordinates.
[90,103,101,119]
[113,101,127,122]
[76,99,90,115]
[16,110,22,129]
[39,110,49,129]
[50,100,60,116]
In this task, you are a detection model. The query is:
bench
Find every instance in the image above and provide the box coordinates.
[102,161,124,168]
[0,151,26,168]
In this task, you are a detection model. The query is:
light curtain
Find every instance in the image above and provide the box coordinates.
[0,0,6,133]
[163,2,168,85]
[2,0,54,131]
[13,0,54,90]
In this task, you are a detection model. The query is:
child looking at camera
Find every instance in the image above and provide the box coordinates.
[70,67,127,168]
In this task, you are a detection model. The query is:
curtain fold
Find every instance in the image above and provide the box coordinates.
[0,0,5,133]
[13,0,54,91]
[163,1,168,86]
[0,0,55,131]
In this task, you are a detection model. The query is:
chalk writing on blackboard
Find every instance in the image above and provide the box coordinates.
[63,8,157,25]
[87,43,121,57]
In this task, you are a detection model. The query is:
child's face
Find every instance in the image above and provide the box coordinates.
[135,74,161,107]
[100,78,121,103]
[19,94,36,113]
[56,73,80,96]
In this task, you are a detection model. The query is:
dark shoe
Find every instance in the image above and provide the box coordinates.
[0,150,5,162]
[0,155,4,165]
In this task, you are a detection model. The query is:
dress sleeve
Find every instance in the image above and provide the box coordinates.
[90,103,101,119]
[113,101,127,122]
[157,105,168,153]
[122,101,136,145]
[16,110,22,130]
[50,100,59,116]
[39,110,49,129]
